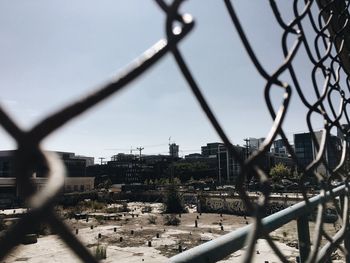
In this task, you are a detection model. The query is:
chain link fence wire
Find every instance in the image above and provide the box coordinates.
[1,0,350,262]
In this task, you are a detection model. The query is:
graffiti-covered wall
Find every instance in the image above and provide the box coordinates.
[198,194,300,216]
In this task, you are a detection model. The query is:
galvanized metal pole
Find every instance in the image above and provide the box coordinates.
[340,194,350,263]
[170,184,347,263]
[297,215,311,263]
[218,145,222,185]
[226,148,230,183]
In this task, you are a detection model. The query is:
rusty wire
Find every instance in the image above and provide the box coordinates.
[0,0,350,262]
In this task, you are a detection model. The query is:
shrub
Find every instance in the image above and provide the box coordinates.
[164,215,181,226]
[105,207,119,213]
[121,202,129,212]
[94,245,107,260]
[147,215,157,224]
[64,210,77,219]
[84,200,105,210]
[95,215,105,225]
[270,163,291,181]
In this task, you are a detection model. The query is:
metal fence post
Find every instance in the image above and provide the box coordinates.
[340,194,350,263]
[297,215,311,263]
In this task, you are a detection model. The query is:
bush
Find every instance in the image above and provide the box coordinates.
[95,215,105,225]
[163,185,186,214]
[104,207,119,213]
[164,215,181,226]
[121,202,129,212]
[270,163,291,181]
[79,200,105,211]
[147,215,157,224]
[94,245,107,260]
[64,210,76,219]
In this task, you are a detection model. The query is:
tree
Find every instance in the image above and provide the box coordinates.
[97,178,112,189]
[270,163,291,181]
[167,161,211,182]
[173,177,181,185]
[163,185,186,213]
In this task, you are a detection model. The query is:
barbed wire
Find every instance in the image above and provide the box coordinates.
[0,0,350,262]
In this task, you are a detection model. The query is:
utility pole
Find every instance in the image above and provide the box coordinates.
[136,147,144,161]
[98,157,105,165]
[168,137,175,184]
[244,138,250,159]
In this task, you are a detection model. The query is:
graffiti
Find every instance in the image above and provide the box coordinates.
[226,200,245,215]
[205,198,224,211]
[200,196,296,215]
[183,194,197,205]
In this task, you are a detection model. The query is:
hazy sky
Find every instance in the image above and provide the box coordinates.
[0,1,343,161]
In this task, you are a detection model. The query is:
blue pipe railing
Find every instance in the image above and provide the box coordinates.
[169,184,349,263]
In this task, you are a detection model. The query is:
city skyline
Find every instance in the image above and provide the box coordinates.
[0,1,343,160]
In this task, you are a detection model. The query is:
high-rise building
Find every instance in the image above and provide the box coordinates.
[294,131,341,174]
[0,150,91,177]
[201,142,223,157]
[169,143,179,158]
[249,137,265,151]
[201,142,245,184]
[272,138,288,156]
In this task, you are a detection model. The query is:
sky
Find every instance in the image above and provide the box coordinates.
[0,1,345,161]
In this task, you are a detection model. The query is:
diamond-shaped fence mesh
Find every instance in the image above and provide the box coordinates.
[1,0,350,262]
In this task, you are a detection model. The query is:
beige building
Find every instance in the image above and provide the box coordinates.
[63,177,94,192]
[0,177,95,196]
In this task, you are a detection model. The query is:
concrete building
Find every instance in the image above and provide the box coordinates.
[0,150,95,207]
[269,152,294,170]
[74,155,95,167]
[272,138,288,156]
[0,176,95,207]
[63,177,94,192]
[201,142,225,158]
[0,150,93,178]
[103,153,142,184]
[201,143,246,184]
[184,153,203,160]
[169,143,179,158]
[294,131,341,175]
[249,137,265,151]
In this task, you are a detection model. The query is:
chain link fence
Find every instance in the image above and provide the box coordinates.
[1,0,350,262]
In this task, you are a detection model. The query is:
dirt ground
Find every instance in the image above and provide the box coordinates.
[2,202,346,262]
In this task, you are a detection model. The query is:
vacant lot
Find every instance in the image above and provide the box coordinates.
[2,202,345,262]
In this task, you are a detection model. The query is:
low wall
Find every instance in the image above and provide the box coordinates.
[198,194,301,216]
